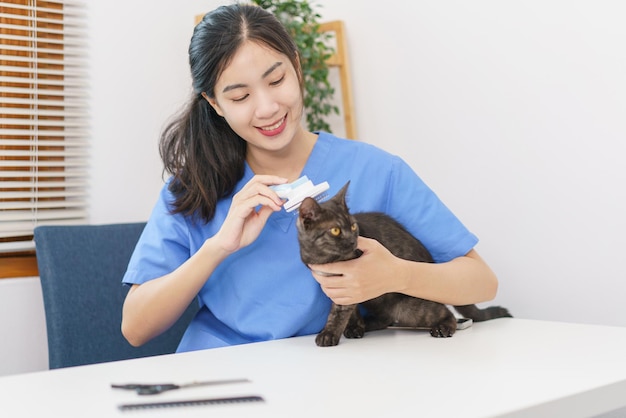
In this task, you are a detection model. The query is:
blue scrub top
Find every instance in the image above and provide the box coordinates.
[122,132,478,351]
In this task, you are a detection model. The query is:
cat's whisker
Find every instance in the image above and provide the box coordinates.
[310,269,343,277]
[312,192,328,203]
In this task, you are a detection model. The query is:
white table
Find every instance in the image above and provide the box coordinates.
[2,318,626,417]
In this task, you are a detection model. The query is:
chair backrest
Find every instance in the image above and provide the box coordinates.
[34,223,198,369]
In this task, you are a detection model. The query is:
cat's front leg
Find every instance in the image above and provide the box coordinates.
[316,303,357,347]
[343,308,365,339]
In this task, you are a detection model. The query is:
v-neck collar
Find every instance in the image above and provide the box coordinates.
[242,132,333,233]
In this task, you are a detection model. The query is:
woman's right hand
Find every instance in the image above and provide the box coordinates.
[214,175,287,254]
[122,175,288,347]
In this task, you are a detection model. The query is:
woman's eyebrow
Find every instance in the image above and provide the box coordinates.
[221,62,284,93]
[262,61,283,78]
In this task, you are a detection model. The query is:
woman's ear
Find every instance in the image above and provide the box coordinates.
[201,92,224,117]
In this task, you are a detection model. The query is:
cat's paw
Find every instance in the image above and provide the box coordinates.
[430,324,455,338]
[316,331,342,347]
[344,325,365,339]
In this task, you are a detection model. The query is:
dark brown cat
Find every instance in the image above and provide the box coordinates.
[296,182,512,347]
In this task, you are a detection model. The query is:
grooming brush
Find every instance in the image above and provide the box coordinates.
[270,175,330,213]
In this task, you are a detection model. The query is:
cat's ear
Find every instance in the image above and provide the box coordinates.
[299,197,321,227]
[336,181,351,208]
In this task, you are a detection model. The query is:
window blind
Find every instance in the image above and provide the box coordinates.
[0,0,88,254]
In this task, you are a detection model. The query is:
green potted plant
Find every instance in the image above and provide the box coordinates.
[252,0,339,133]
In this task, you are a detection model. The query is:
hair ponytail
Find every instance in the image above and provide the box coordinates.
[160,94,245,222]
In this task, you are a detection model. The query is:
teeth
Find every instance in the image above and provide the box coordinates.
[261,116,284,131]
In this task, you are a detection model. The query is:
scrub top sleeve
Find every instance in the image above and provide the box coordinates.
[122,184,192,286]
[385,156,478,263]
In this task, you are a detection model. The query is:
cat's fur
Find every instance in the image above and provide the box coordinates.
[296,182,512,347]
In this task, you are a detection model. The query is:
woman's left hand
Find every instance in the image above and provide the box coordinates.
[309,236,403,305]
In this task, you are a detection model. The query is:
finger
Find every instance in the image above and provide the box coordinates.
[255,205,276,223]
[244,175,288,194]
[313,274,350,292]
[310,269,344,283]
[239,194,283,213]
[240,180,287,207]
[322,289,355,305]
[257,186,285,207]
[234,185,284,211]
[356,235,377,251]
[310,269,343,278]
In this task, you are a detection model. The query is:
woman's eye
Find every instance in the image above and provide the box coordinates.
[232,94,249,102]
[270,75,285,86]
[330,227,341,236]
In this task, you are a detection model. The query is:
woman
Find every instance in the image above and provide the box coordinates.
[121,3,498,351]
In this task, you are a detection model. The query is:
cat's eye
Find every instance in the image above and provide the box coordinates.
[351,223,357,231]
[330,227,341,236]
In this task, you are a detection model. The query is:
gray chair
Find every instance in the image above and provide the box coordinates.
[34,223,198,369]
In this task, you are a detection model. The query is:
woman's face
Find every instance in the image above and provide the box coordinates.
[205,40,304,154]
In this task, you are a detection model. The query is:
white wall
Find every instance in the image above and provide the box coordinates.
[90,0,626,327]
[0,278,48,376]
[322,1,626,327]
[88,0,217,222]
[3,0,626,375]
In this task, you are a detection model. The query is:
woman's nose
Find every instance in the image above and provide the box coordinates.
[254,90,280,119]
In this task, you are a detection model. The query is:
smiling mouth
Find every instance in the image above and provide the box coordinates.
[256,114,287,136]
[259,115,286,131]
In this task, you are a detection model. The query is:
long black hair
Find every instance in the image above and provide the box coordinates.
[159,4,303,222]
